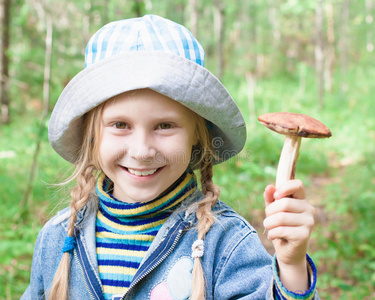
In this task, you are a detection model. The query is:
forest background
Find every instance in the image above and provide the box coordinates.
[0,0,374,299]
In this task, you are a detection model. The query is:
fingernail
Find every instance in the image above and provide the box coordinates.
[274,192,280,199]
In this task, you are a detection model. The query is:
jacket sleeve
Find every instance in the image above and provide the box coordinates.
[21,208,71,300]
[213,225,274,299]
[272,254,319,300]
[20,227,46,300]
[213,227,318,299]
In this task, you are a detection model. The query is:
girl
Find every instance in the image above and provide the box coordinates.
[22,15,318,300]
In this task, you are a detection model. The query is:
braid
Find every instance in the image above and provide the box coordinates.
[47,104,102,300]
[67,165,96,235]
[191,154,220,300]
[48,164,97,300]
[197,156,219,238]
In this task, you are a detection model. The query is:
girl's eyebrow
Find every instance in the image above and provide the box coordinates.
[102,111,184,121]
[149,112,183,121]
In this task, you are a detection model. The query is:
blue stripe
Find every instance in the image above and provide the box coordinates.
[102,220,162,234]
[114,22,132,54]
[100,273,134,282]
[97,254,143,263]
[86,28,101,66]
[97,173,195,215]
[99,27,113,61]
[103,293,126,300]
[175,27,191,61]
[98,205,168,226]
[98,260,140,269]
[185,30,204,66]
[98,197,143,211]
[153,17,179,56]
[97,237,153,248]
[96,170,196,209]
[96,242,149,251]
[101,279,131,288]
[144,18,164,51]
[96,225,160,237]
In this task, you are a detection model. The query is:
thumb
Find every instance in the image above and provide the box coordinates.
[264,184,276,208]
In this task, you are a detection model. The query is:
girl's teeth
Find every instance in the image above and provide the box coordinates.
[128,168,158,176]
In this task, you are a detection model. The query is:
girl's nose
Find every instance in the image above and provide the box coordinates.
[128,132,157,162]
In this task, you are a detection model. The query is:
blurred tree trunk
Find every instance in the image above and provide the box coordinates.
[324,2,335,92]
[268,1,280,49]
[246,72,256,128]
[133,0,145,17]
[21,13,53,209]
[188,0,197,37]
[366,0,374,52]
[214,0,224,80]
[315,0,324,108]
[339,0,349,93]
[0,0,10,124]
[42,15,52,115]
[83,1,92,41]
[102,0,109,25]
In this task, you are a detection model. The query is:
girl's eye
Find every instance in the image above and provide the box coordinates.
[114,122,129,129]
[157,123,173,130]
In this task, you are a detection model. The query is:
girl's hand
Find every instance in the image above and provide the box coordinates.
[263,179,315,291]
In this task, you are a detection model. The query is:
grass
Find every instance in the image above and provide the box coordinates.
[0,63,374,299]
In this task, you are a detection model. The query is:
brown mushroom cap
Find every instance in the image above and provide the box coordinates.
[258,112,332,138]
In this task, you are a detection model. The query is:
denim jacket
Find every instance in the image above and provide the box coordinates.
[22,190,318,300]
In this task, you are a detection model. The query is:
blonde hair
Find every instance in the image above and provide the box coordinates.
[189,113,220,300]
[48,97,219,300]
[48,106,103,300]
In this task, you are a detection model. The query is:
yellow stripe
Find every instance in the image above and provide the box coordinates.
[102,285,128,295]
[98,172,195,216]
[134,185,195,220]
[153,187,195,213]
[97,210,167,232]
[96,247,146,257]
[98,265,138,275]
[96,231,155,241]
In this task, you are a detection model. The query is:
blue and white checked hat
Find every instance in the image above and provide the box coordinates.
[85,16,205,68]
[49,15,246,164]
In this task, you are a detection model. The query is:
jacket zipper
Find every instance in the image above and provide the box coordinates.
[120,221,189,300]
[74,228,104,300]
[74,249,96,300]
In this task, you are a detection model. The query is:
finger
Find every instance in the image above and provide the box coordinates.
[267,225,312,242]
[263,211,315,231]
[274,179,306,200]
[264,185,276,208]
[265,198,314,217]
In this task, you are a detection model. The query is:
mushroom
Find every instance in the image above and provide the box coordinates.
[258,112,332,189]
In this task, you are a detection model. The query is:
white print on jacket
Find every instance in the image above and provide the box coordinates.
[150,257,193,300]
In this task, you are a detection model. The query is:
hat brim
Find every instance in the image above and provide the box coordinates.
[48,51,246,165]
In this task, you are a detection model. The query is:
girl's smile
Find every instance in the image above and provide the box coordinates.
[119,166,164,182]
[99,89,197,203]
[124,167,161,176]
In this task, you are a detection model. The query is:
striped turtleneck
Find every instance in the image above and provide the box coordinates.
[95,169,197,300]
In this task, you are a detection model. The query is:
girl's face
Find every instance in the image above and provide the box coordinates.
[99,89,197,203]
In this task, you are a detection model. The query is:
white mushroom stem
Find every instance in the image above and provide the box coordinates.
[276,135,301,189]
